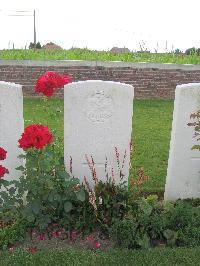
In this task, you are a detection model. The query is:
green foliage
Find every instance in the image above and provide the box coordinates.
[0,220,27,249]
[111,218,140,249]
[174,48,182,54]
[29,42,42,49]
[185,47,200,55]
[0,98,199,252]
[3,48,200,64]
[178,226,200,247]
[0,143,86,231]
[111,196,158,249]
[111,197,200,249]
[93,180,130,233]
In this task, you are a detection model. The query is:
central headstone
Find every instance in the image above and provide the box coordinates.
[64,80,134,188]
[0,81,24,185]
[164,83,200,200]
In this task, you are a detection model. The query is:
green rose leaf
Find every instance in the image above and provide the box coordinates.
[31,201,41,215]
[53,194,61,201]
[18,154,26,159]
[27,213,35,223]
[138,233,150,249]
[8,187,16,196]
[15,165,25,171]
[64,201,73,213]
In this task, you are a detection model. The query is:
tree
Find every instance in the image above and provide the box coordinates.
[36,42,41,49]
[185,47,200,55]
[29,42,42,49]
[29,42,35,49]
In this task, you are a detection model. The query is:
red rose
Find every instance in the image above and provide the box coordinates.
[0,165,8,178]
[0,147,7,160]
[18,124,53,150]
[35,71,73,97]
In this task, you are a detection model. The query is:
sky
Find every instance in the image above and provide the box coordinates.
[0,0,200,52]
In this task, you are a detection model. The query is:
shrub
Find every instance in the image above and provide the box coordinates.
[0,131,87,231]
[111,197,200,249]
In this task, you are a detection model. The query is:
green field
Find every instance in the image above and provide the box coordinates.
[1,48,200,64]
[1,247,200,266]
[24,98,174,193]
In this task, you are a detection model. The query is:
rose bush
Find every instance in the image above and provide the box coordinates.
[0,124,88,231]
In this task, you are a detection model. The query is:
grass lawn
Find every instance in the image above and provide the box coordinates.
[1,247,200,266]
[1,48,200,65]
[24,98,174,193]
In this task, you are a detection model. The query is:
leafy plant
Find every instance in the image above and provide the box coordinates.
[83,152,131,234]
[111,197,200,249]
[178,226,200,247]
[94,179,130,233]
[0,141,86,230]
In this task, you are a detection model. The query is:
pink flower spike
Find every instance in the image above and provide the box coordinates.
[37,234,45,241]
[94,241,101,249]
[71,231,77,238]
[86,235,94,241]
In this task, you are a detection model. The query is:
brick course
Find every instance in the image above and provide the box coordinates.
[1,60,200,99]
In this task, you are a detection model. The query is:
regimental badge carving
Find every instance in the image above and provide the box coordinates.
[84,91,114,123]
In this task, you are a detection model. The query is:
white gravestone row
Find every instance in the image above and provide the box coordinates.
[64,81,134,188]
[1,80,200,200]
[0,81,24,186]
[164,83,200,200]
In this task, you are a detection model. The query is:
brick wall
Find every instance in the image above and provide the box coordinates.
[1,60,200,99]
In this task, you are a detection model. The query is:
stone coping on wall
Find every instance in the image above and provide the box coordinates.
[1,59,200,71]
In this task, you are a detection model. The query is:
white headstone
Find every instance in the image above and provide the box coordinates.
[164,83,200,200]
[64,80,134,188]
[0,81,24,185]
